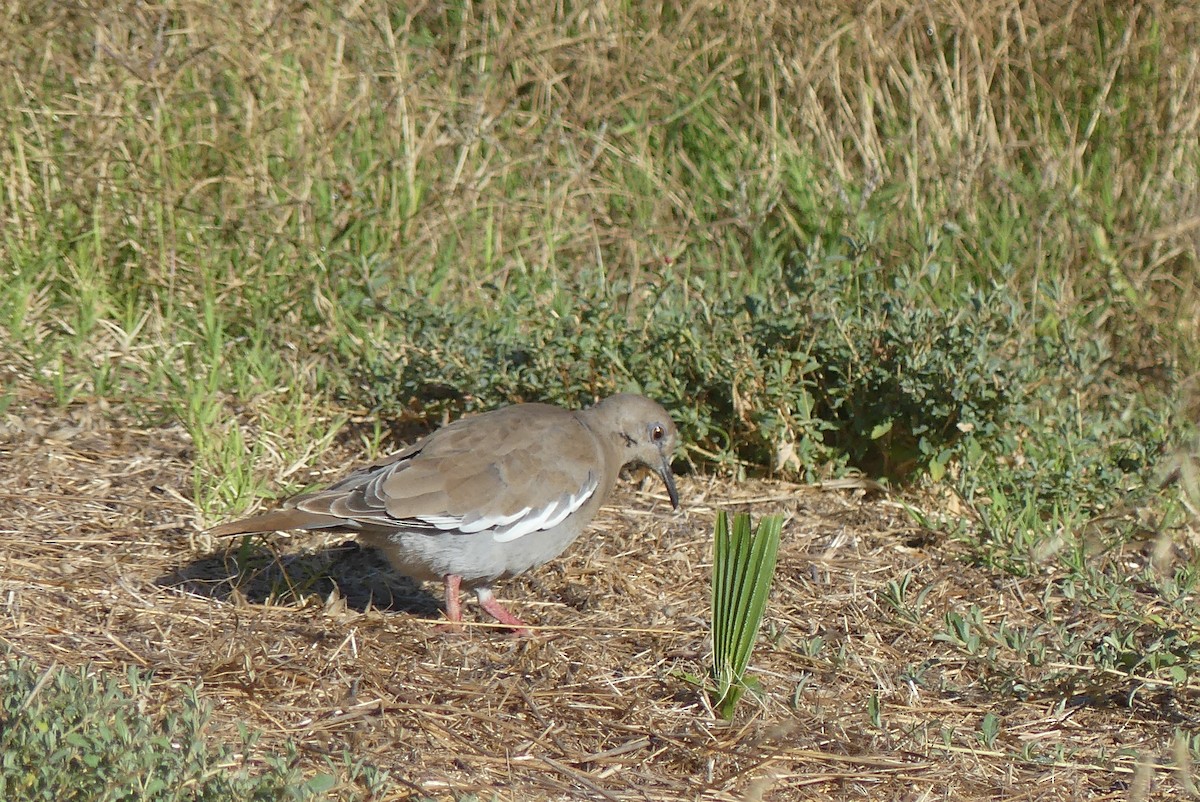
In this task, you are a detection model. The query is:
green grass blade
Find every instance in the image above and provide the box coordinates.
[711,510,731,697]
[726,514,759,669]
[721,512,754,682]
[732,516,782,676]
[713,510,742,702]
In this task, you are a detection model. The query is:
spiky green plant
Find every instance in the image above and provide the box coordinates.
[710,511,783,719]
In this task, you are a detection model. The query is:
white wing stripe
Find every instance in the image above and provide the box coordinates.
[492,473,599,543]
[419,507,531,532]
[419,514,465,530]
[408,473,599,541]
[542,500,575,529]
[455,507,531,533]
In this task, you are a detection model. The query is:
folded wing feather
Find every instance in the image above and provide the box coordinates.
[287,407,603,542]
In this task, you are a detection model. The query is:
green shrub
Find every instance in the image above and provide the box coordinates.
[345,247,1019,482]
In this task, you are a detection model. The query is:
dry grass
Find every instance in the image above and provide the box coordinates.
[4,385,1198,800]
[3,1,1197,340]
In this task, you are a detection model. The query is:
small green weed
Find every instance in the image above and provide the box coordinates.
[877,572,936,625]
[978,712,1002,748]
[867,691,883,729]
[0,656,365,801]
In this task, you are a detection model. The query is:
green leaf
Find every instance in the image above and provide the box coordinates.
[302,773,338,794]
[928,448,950,482]
[64,733,90,749]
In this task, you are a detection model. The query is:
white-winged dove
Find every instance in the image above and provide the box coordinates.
[210,393,680,631]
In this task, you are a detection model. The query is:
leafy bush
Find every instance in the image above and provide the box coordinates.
[953,312,1175,569]
[343,244,1020,483]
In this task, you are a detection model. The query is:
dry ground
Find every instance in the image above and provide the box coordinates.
[2,389,1195,801]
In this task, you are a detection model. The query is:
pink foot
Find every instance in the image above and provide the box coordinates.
[475,587,532,635]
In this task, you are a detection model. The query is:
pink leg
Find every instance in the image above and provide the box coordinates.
[475,587,531,635]
[443,574,463,624]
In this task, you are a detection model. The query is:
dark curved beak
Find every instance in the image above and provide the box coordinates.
[657,458,680,510]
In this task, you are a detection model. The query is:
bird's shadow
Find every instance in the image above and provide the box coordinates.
[154,538,443,618]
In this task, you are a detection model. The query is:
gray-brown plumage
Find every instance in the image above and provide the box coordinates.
[209,393,680,631]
